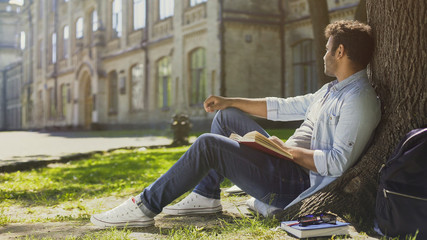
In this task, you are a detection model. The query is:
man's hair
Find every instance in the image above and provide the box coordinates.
[325,20,374,67]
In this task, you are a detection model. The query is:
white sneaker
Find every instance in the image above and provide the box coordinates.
[162,192,222,216]
[246,197,282,218]
[224,185,246,195]
[91,197,154,228]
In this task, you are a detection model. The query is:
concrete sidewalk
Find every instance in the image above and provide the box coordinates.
[0,130,173,172]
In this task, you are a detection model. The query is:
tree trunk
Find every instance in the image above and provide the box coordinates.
[307,0,334,86]
[277,0,427,232]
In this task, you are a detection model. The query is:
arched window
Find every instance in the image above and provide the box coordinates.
[159,0,174,20]
[63,25,69,59]
[133,0,146,30]
[20,31,25,50]
[51,32,57,63]
[130,64,145,111]
[92,10,99,32]
[292,39,318,95]
[157,57,171,110]
[108,71,118,115]
[189,48,206,106]
[190,0,206,7]
[76,17,84,39]
[112,0,122,38]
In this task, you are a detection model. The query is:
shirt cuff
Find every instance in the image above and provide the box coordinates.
[313,150,328,176]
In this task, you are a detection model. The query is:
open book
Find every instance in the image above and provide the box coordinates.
[229,131,293,160]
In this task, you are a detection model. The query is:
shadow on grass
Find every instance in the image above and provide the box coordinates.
[0,148,189,207]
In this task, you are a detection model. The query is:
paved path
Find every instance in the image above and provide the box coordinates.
[0,131,172,170]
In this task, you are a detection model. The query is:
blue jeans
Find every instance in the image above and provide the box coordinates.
[138,108,309,217]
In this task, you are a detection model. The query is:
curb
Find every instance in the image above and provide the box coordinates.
[0,144,175,173]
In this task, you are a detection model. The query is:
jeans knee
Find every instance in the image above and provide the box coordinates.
[193,133,217,149]
[213,108,244,124]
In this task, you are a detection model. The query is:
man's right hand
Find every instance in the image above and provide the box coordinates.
[204,95,230,113]
[203,95,267,118]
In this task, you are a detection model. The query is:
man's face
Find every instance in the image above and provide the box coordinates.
[323,36,337,77]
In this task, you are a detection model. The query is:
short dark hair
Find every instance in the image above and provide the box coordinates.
[325,20,374,67]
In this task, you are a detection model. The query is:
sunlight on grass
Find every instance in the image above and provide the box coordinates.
[0,147,189,208]
[0,128,304,239]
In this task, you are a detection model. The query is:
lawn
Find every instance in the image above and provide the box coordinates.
[0,128,379,239]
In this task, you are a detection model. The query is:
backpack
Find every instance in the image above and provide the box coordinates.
[375,128,427,239]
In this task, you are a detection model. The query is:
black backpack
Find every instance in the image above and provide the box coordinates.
[375,128,427,239]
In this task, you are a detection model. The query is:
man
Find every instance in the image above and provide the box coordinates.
[90,20,381,228]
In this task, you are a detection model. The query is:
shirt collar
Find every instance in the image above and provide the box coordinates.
[329,69,367,92]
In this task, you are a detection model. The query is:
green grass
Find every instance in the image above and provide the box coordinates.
[0,146,190,208]
[0,128,310,239]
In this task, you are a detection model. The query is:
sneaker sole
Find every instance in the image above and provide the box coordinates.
[162,205,222,216]
[90,215,154,228]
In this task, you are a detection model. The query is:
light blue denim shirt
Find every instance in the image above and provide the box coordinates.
[266,69,381,208]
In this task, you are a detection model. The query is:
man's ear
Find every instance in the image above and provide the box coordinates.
[336,44,345,58]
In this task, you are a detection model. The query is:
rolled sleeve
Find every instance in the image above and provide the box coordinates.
[266,94,314,122]
[313,150,328,176]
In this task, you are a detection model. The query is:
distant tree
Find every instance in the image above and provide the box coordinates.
[278,0,427,232]
[307,0,334,86]
[354,0,367,23]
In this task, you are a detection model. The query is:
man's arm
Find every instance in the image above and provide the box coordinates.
[269,136,317,172]
[204,95,267,118]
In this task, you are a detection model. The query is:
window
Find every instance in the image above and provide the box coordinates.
[48,88,55,119]
[92,10,99,32]
[76,17,83,39]
[63,25,69,59]
[38,40,43,68]
[133,0,146,30]
[37,90,43,121]
[159,0,174,20]
[60,84,67,118]
[292,39,317,96]
[157,57,171,109]
[20,31,25,50]
[189,48,206,106]
[190,0,206,7]
[130,64,144,111]
[108,71,118,114]
[51,0,57,11]
[51,32,57,63]
[38,0,44,18]
[112,0,122,38]
[9,0,24,5]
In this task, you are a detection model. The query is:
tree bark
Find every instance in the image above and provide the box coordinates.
[307,0,334,86]
[276,0,427,232]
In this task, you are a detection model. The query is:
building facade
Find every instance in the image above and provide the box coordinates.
[0,0,359,130]
[0,0,24,130]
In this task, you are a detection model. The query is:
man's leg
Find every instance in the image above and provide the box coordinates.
[138,133,309,217]
[193,108,269,199]
[91,133,309,227]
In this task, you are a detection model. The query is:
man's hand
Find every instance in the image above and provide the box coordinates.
[269,136,317,172]
[269,136,289,151]
[204,96,230,112]
[204,95,267,118]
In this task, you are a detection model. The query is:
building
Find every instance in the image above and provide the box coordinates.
[0,0,360,131]
[0,0,24,130]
